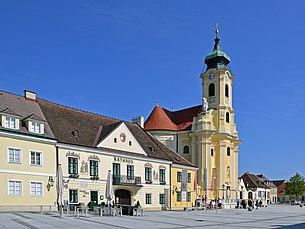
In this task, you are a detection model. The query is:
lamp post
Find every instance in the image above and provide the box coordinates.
[222,184,225,199]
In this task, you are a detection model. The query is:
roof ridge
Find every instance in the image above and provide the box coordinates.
[38,97,127,123]
[134,123,174,162]
[0,89,25,99]
[161,104,201,114]
[246,172,258,187]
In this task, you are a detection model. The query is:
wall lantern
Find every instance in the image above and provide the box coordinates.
[47,176,55,191]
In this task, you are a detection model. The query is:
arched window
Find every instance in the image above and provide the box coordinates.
[226,112,230,123]
[183,145,189,154]
[225,84,229,98]
[227,147,230,156]
[208,83,215,97]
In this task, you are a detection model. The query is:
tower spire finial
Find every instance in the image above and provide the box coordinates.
[213,23,220,51]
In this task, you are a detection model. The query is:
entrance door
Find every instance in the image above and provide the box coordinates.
[90,191,98,210]
[89,191,98,210]
[113,163,121,184]
[115,189,131,205]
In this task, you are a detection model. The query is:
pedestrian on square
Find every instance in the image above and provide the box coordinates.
[236,199,240,209]
[218,199,222,209]
[255,200,259,210]
[248,199,253,210]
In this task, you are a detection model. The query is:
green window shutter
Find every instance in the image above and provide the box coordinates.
[187,192,191,202]
[177,172,181,182]
[127,165,134,179]
[177,191,181,202]
[90,160,98,176]
[159,169,165,182]
[188,173,191,183]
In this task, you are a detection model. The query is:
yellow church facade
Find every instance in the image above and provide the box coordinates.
[145,27,240,206]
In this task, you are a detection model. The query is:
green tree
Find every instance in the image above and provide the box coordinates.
[285,173,305,201]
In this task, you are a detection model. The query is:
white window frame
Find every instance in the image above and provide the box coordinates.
[5,116,17,129]
[31,121,41,134]
[30,181,44,197]
[7,147,22,164]
[29,150,43,166]
[8,180,23,196]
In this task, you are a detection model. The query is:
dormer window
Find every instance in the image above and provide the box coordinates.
[31,121,41,134]
[5,116,17,129]
[1,108,21,130]
[23,114,45,135]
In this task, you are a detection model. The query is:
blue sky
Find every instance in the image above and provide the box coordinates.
[1,1,305,180]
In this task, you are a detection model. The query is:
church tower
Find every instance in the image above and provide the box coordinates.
[191,24,240,201]
[144,25,240,205]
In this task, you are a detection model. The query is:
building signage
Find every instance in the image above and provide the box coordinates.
[181,169,188,191]
[114,156,133,164]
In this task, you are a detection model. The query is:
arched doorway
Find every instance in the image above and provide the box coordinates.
[248,192,253,200]
[115,189,131,205]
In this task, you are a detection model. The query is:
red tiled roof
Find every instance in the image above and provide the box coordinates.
[144,105,201,131]
[278,182,286,195]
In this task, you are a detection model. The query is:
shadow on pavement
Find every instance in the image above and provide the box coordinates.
[273,223,305,228]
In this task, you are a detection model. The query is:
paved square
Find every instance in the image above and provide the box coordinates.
[0,205,305,229]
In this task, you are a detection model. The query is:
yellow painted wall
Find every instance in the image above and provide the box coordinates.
[0,134,56,207]
[171,167,197,210]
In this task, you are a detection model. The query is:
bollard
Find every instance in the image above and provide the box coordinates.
[40,206,43,214]
[49,206,51,215]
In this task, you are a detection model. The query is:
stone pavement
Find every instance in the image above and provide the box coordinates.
[0,205,305,229]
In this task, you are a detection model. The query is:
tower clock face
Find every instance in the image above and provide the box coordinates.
[209,73,215,79]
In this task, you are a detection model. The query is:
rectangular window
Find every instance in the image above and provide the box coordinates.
[145,193,152,204]
[8,148,21,164]
[5,116,16,129]
[31,122,41,134]
[159,169,165,183]
[177,172,181,182]
[187,173,191,183]
[30,182,42,196]
[90,160,98,176]
[113,163,121,183]
[68,157,78,175]
[258,191,261,198]
[69,189,78,203]
[176,191,181,202]
[127,165,134,180]
[30,151,41,166]
[159,194,165,204]
[145,167,152,182]
[187,192,191,202]
[9,180,22,196]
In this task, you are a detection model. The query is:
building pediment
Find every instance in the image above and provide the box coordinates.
[97,122,147,156]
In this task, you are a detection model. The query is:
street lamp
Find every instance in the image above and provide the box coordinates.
[222,184,225,199]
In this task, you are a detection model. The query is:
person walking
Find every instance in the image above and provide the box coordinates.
[248,199,253,211]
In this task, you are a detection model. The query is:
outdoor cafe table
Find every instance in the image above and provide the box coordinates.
[94,206,122,216]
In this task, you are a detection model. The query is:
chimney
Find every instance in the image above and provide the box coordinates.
[24,90,36,101]
[132,116,144,128]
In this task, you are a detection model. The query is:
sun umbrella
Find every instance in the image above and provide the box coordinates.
[56,164,64,216]
[105,170,113,206]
